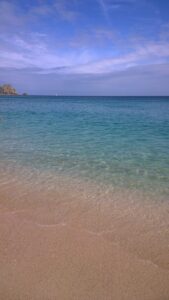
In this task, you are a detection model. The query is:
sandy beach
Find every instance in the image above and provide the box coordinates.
[0,167,169,300]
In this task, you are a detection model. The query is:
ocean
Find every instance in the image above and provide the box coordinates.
[0,95,169,196]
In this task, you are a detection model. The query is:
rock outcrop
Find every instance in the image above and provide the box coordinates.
[0,84,18,95]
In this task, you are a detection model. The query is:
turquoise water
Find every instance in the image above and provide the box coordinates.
[0,96,169,196]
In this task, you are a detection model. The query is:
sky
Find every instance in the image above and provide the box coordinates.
[0,0,169,95]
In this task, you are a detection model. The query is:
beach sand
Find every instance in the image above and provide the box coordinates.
[0,167,169,300]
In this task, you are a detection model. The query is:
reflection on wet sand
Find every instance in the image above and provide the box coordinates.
[0,167,169,300]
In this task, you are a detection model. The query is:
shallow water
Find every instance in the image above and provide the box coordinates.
[0,166,169,299]
[0,96,169,195]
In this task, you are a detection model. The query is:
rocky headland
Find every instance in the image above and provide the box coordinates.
[0,84,27,96]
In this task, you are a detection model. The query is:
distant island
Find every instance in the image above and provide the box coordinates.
[0,84,27,96]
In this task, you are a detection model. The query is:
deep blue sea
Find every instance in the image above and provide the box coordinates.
[0,96,169,197]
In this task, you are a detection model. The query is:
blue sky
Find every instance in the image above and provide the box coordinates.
[0,0,169,95]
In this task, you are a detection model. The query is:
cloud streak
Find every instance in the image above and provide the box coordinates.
[1,30,169,75]
[98,0,137,16]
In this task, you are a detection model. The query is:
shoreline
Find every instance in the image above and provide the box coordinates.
[0,164,169,299]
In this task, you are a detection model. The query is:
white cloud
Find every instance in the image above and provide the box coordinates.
[0,0,169,79]
[1,30,169,75]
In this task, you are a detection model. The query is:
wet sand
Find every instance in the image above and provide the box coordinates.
[0,167,169,300]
